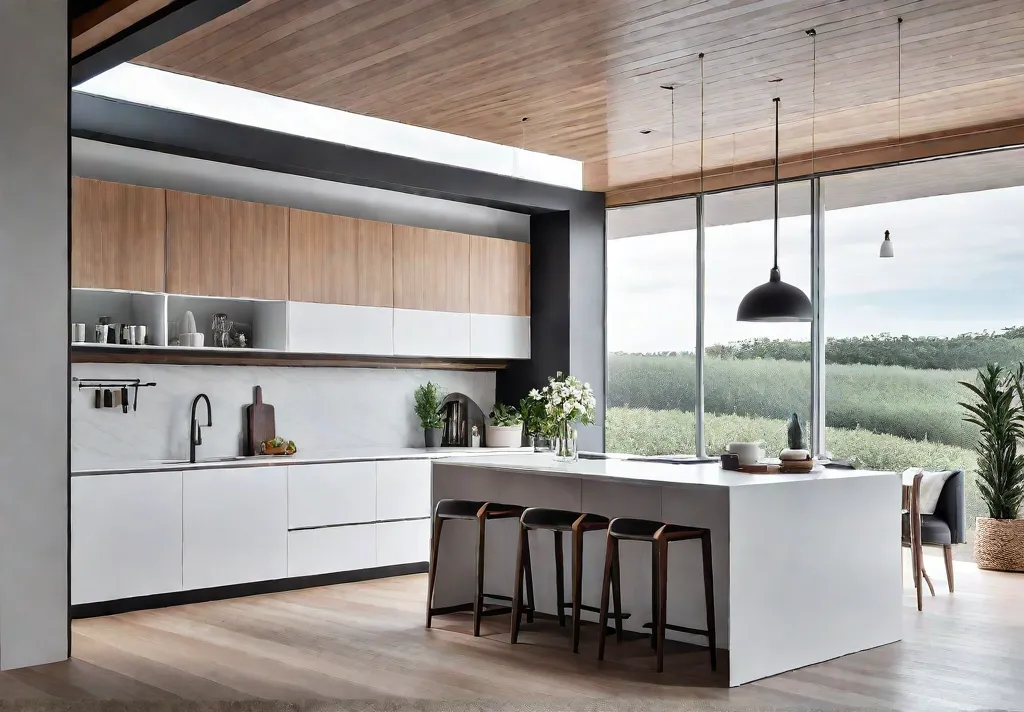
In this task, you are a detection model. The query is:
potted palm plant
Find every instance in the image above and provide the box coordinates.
[486,402,523,448]
[959,363,1024,571]
[414,381,446,448]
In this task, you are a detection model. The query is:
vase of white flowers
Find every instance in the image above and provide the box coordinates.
[530,372,596,463]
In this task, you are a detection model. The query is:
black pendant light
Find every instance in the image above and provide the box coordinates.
[736,97,812,322]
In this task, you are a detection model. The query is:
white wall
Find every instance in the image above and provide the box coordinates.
[0,0,68,669]
[72,363,495,468]
[73,138,531,242]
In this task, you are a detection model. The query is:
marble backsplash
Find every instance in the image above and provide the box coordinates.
[72,363,495,468]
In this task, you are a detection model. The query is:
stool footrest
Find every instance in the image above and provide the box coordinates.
[559,602,631,619]
[641,621,711,638]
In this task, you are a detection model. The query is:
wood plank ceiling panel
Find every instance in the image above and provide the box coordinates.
[135,0,1024,201]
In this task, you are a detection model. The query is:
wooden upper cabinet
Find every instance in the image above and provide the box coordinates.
[469,236,530,316]
[165,190,232,297]
[230,200,288,300]
[288,209,393,307]
[392,226,470,312]
[71,177,165,292]
[166,191,288,299]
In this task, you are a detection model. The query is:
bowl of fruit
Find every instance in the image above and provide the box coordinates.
[262,437,297,456]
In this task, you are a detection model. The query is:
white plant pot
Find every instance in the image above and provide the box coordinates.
[485,425,522,448]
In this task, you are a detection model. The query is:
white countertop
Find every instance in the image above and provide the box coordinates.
[434,452,896,489]
[72,446,531,476]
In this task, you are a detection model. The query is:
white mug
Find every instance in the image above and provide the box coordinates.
[727,441,764,465]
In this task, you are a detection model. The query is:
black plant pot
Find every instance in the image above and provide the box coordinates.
[424,427,443,448]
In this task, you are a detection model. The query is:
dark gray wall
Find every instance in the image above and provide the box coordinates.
[0,0,69,669]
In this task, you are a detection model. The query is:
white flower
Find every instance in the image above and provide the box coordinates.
[528,388,540,399]
[563,402,572,414]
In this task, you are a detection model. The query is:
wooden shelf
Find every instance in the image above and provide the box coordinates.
[71,345,507,371]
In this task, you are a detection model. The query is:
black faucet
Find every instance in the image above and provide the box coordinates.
[190,393,213,464]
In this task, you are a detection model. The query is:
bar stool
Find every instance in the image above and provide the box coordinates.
[426,499,535,636]
[510,507,623,653]
[597,517,716,673]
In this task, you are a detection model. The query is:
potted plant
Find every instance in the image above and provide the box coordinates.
[486,402,523,448]
[959,363,1024,571]
[520,395,547,449]
[534,372,596,462]
[414,381,446,448]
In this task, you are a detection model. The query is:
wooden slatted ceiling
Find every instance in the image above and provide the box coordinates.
[135,0,1024,203]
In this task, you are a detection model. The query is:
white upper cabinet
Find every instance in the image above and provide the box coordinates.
[470,314,531,359]
[286,301,393,355]
[392,309,471,357]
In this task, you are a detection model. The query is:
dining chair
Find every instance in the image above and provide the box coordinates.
[902,469,966,610]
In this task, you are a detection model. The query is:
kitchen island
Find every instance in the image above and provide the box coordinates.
[430,454,901,686]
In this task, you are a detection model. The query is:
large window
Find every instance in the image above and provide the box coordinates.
[606,199,697,455]
[704,182,811,456]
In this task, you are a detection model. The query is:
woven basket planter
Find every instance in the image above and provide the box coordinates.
[975,517,1024,572]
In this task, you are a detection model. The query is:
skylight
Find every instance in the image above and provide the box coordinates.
[75,63,584,190]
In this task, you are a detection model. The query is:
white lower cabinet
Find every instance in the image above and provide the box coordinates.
[71,471,183,605]
[288,524,377,577]
[288,461,376,529]
[377,519,431,566]
[376,459,431,520]
[183,466,288,590]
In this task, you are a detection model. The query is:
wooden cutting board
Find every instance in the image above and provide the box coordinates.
[246,386,276,456]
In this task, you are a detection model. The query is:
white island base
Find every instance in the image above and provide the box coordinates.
[430,454,902,687]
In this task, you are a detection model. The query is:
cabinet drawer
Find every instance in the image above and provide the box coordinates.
[71,472,183,605]
[288,525,377,577]
[377,519,430,567]
[376,459,431,520]
[288,462,376,529]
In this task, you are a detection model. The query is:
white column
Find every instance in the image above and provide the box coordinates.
[0,0,69,669]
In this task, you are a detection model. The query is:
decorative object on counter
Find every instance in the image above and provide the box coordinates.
[720,452,740,471]
[533,372,596,463]
[440,392,485,447]
[261,437,296,456]
[726,441,764,466]
[471,425,481,448]
[779,449,814,473]
[959,363,1024,572]
[415,381,446,448]
[486,402,523,448]
[786,412,806,450]
[246,385,276,457]
[76,377,156,412]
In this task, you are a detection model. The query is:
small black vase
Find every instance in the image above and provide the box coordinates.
[424,427,443,448]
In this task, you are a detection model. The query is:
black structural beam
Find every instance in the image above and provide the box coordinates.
[72,0,250,86]
[70,91,608,449]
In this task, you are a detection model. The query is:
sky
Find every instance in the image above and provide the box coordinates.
[608,184,1024,353]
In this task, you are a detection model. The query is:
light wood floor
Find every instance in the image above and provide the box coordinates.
[0,553,1021,709]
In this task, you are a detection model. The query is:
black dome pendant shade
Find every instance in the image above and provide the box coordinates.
[736,98,812,322]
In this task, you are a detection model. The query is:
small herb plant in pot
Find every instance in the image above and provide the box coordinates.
[520,395,547,448]
[486,402,523,448]
[414,381,446,448]
[959,363,1024,571]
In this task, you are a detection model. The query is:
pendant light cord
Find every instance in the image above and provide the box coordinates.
[699,52,705,194]
[773,96,780,271]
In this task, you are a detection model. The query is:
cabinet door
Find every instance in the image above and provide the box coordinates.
[166,190,232,297]
[230,200,289,300]
[183,466,287,590]
[392,226,470,312]
[470,313,531,358]
[393,308,471,357]
[71,177,165,292]
[289,209,393,306]
[288,524,377,577]
[376,459,431,521]
[469,235,530,316]
[286,301,393,355]
[71,472,183,605]
[377,519,430,566]
[288,462,376,529]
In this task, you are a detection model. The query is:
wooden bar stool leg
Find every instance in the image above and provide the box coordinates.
[701,531,718,671]
[553,530,566,627]
[655,538,669,673]
[425,515,444,628]
[523,528,535,623]
[571,524,584,654]
[473,514,486,637]
[510,523,527,644]
[597,533,615,661]
[611,538,623,643]
[649,542,658,650]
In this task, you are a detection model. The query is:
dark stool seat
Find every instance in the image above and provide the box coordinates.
[426,499,535,636]
[511,507,622,653]
[598,516,717,673]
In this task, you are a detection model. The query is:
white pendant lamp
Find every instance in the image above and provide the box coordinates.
[880,230,894,258]
[736,97,813,322]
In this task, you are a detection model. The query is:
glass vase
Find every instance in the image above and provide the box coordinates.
[552,421,578,463]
